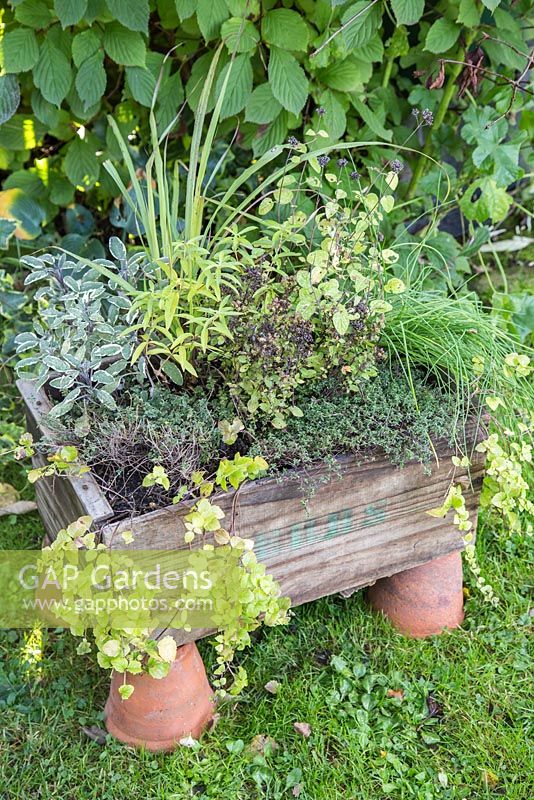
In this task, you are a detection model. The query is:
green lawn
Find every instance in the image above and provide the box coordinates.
[0,509,532,800]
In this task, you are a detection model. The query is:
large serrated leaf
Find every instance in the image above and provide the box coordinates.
[457,0,481,26]
[215,54,253,119]
[1,28,39,73]
[14,0,52,28]
[262,8,309,52]
[175,0,197,20]
[64,136,100,188]
[245,83,282,124]
[0,114,46,150]
[351,96,392,141]
[268,48,308,115]
[125,66,157,107]
[319,57,371,92]
[221,17,259,53]
[341,2,382,49]
[197,0,229,41]
[252,111,289,157]
[315,90,346,142]
[103,22,146,67]
[76,52,107,110]
[425,19,461,54]
[34,40,72,106]
[155,71,184,134]
[72,29,101,67]
[54,0,88,27]
[390,0,424,25]
[105,0,149,33]
[0,75,20,125]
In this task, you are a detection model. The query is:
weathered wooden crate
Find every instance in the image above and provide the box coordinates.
[18,378,485,642]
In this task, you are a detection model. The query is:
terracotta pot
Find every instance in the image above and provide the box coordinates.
[105,642,214,751]
[367,551,464,637]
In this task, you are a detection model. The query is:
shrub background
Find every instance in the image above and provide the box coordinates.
[0,0,532,252]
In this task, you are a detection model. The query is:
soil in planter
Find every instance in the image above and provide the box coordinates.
[41,368,467,519]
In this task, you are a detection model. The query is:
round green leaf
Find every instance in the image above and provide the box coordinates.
[118,683,134,700]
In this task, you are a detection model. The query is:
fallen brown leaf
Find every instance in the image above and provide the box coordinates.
[427,60,445,90]
[250,734,278,754]
[209,712,221,730]
[426,694,444,718]
[293,722,311,738]
[387,688,404,700]
[81,725,107,745]
[482,769,499,789]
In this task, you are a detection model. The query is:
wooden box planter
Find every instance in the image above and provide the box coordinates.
[18,377,486,645]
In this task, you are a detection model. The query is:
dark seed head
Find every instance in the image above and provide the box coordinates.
[317,155,330,167]
[350,170,360,180]
[422,108,434,126]
[316,106,326,116]
[287,136,299,147]
[337,158,348,168]
[390,159,403,174]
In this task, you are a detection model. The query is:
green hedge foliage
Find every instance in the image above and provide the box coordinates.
[0,0,532,250]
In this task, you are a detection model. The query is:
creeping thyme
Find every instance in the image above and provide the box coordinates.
[390,159,403,173]
[337,158,348,168]
[317,155,330,167]
[349,170,360,180]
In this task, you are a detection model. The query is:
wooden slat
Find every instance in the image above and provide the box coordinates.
[18,377,485,646]
[101,443,485,643]
[16,379,114,538]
